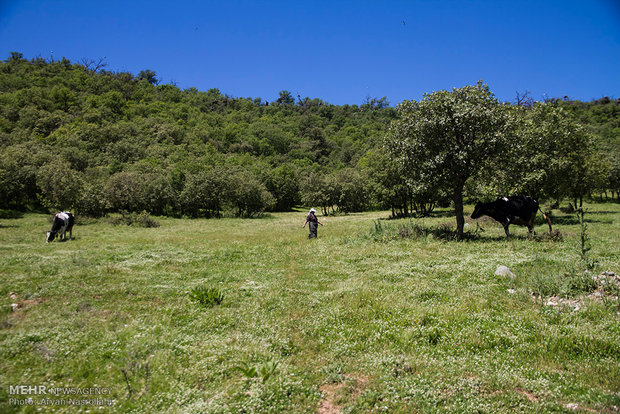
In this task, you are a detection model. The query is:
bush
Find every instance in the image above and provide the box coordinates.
[229,169,275,217]
[36,161,84,211]
[76,179,106,217]
[103,172,145,212]
[179,167,232,218]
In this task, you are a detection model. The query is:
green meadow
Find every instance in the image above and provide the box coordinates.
[1,203,619,413]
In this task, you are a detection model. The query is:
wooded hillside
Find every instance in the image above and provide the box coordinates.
[1,53,618,217]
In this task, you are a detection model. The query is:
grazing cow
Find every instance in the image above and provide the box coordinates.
[470,196,551,236]
[46,212,74,243]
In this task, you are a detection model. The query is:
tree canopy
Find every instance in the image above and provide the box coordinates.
[385,82,513,238]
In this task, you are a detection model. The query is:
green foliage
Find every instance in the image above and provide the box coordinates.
[0,54,616,220]
[103,172,146,212]
[0,54,396,216]
[386,81,512,238]
[229,169,275,217]
[35,161,84,211]
[496,102,597,202]
[179,168,230,218]
[137,69,158,85]
[235,360,279,383]
[188,286,224,307]
[359,148,411,216]
[300,172,334,215]
[334,168,368,213]
[264,163,300,211]
[576,207,598,270]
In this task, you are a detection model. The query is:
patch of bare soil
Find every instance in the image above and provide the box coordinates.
[515,388,539,403]
[9,293,45,314]
[318,383,343,414]
[318,374,368,414]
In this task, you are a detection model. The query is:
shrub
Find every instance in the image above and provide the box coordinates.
[103,172,145,212]
[228,169,275,217]
[179,167,232,218]
[36,161,84,211]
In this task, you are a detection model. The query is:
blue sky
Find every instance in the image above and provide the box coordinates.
[1,0,619,105]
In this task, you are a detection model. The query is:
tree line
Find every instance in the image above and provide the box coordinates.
[0,53,618,224]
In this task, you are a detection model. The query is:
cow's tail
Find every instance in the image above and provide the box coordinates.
[537,204,552,234]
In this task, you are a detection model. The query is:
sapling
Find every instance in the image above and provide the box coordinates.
[576,207,597,270]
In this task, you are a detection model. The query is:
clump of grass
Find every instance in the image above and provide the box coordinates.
[235,360,279,383]
[105,211,160,227]
[0,305,12,329]
[74,215,100,225]
[370,219,479,241]
[370,219,428,241]
[528,229,563,242]
[189,286,224,307]
[529,269,598,298]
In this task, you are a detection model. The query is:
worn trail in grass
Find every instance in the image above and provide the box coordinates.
[1,205,619,412]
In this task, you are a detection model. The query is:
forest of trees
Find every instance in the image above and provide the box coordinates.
[0,53,618,221]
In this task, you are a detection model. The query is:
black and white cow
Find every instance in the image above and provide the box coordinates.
[46,212,75,243]
[470,196,551,236]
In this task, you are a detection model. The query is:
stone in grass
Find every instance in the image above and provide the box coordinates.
[495,265,515,279]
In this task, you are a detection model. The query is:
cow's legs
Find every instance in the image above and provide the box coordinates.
[503,224,511,237]
[502,218,511,237]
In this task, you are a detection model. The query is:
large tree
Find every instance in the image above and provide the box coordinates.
[507,102,596,206]
[385,81,512,239]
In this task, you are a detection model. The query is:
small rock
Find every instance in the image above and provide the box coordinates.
[10,293,17,300]
[10,303,19,311]
[495,266,515,279]
[507,289,516,294]
[603,271,615,277]
[564,403,579,410]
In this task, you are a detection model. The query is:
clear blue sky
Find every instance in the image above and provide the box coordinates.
[1,0,619,105]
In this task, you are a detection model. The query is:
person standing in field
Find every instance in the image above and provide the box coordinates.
[302,208,323,238]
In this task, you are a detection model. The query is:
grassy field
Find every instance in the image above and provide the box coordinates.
[1,203,619,413]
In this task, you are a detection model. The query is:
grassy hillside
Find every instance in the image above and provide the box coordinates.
[1,204,619,412]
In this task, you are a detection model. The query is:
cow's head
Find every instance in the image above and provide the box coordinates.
[471,202,484,219]
[46,231,56,243]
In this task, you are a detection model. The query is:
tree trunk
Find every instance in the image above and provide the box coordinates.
[453,183,465,240]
